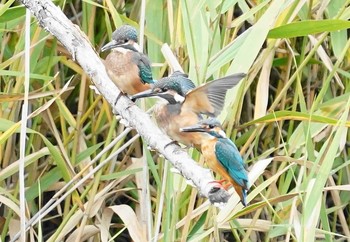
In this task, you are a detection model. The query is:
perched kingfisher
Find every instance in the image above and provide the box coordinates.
[180,118,249,206]
[101,25,155,95]
[131,72,246,148]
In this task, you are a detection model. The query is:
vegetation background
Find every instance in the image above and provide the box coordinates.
[1,0,350,241]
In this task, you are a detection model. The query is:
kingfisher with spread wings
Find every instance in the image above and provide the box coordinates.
[131,72,245,148]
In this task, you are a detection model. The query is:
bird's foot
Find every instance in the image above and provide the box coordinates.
[215,179,227,185]
[222,183,232,190]
[114,92,125,106]
[208,180,231,190]
[114,92,136,111]
[164,140,179,150]
[208,181,225,189]
[215,179,232,190]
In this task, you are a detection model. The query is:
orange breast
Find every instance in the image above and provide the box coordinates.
[104,50,150,95]
[201,139,228,177]
[201,139,245,201]
[154,104,201,147]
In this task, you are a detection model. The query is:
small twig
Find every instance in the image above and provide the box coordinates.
[161,43,184,73]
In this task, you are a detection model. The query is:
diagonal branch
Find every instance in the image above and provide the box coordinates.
[21,0,229,205]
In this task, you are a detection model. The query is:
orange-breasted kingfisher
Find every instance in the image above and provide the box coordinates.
[101,25,155,95]
[130,72,246,148]
[180,118,249,206]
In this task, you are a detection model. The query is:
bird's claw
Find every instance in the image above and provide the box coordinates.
[114,92,124,106]
[209,180,231,190]
[164,140,179,150]
[209,180,224,189]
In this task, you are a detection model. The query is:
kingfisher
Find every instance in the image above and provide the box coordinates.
[101,25,155,95]
[180,118,249,206]
[130,72,246,148]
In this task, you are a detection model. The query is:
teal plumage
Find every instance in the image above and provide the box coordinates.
[150,73,196,99]
[180,118,249,206]
[215,137,249,205]
[131,52,154,84]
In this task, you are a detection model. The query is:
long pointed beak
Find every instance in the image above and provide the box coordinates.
[101,40,118,52]
[180,124,206,133]
[130,89,158,101]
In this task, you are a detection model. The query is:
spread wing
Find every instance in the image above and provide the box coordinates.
[215,138,248,189]
[134,53,155,84]
[182,73,245,116]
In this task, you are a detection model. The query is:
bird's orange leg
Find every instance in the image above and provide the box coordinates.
[215,179,227,184]
[209,179,232,190]
[208,180,225,189]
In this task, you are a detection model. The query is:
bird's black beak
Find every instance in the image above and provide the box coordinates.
[101,40,118,52]
[130,89,158,101]
[180,124,206,133]
[131,89,179,104]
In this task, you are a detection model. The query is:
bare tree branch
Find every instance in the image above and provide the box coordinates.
[21,0,229,205]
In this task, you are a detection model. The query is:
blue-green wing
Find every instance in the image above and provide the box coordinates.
[133,53,155,84]
[215,138,248,189]
[165,73,196,95]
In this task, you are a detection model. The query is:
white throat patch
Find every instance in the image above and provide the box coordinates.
[174,93,185,103]
[218,130,226,138]
[114,47,129,54]
[133,43,141,52]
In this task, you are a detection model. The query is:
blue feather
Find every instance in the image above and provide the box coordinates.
[153,74,196,96]
[133,53,155,84]
[215,138,249,189]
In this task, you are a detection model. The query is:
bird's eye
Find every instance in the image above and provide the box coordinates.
[208,124,215,129]
[162,87,168,91]
[123,39,128,43]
